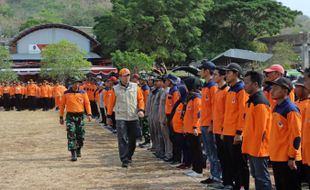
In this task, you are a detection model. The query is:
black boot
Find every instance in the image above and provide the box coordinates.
[71,150,77,161]
[76,148,81,157]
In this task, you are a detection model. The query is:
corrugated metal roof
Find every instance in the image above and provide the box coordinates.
[211,49,272,64]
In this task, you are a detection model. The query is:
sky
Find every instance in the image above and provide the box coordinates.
[277,0,310,17]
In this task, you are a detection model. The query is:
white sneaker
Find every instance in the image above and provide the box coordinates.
[185,171,203,178]
[183,169,193,174]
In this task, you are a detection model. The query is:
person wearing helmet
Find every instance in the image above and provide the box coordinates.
[106,68,145,168]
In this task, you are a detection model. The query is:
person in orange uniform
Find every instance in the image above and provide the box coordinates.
[199,60,222,185]
[222,63,249,190]
[242,71,272,190]
[165,74,180,158]
[264,64,294,109]
[2,82,11,111]
[21,83,27,110]
[294,77,309,126]
[9,82,15,110]
[40,81,50,111]
[266,77,302,190]
[104,76,118,132]
[59,77,92,161]
[14,82,24,111]
[48,82,54,109]
[182,76,203,178]
[53,81,67,111]
[302,68,310,188]
[106,68,145,168]
[86,79,99,119]
[211,66,229,189]
[165,74,180,121]
[0,83,3,108]
[170,85,190,168]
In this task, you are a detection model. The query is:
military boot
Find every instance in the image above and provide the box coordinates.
[76,148,81,157]
[71,150,77,161]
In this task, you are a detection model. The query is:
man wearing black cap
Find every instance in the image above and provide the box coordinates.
[222,63,249,190]
[198,60,222,185]
[294,77,309,125]
[302,68,310,188]
[267,77,302,190]
[164,74,180,164]
[59,77,92,161]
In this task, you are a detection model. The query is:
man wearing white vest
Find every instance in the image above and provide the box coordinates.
[107,68,145,168]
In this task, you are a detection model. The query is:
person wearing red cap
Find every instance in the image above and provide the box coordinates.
[107,68,145,168]
[131,74,140,84]
[264,64,294,109]
[104,76,118,132]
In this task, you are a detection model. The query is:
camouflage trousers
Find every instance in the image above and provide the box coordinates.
[140,117,150,143]
[66,113,85,151]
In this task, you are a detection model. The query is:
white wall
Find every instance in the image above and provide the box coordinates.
[17,28,90,53]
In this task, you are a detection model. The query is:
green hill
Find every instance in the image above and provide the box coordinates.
[281,15,310,34]
[0,0,111,38]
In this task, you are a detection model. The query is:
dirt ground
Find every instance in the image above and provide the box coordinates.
[0,110,209,190]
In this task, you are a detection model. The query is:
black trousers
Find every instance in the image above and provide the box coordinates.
[10,96,15,110]
[171,132,184,163]
[116,120,138,163]
[3,94,10,111]
[111,112,116,129]
[42,97,49,110]
[90,101,99,118]
[15,94,22,111]
[272,161,302,190]
[215,134,225,178]
[28,96,37,110]
[50,98,55,109]
[99,107,106,124]
[303,164,310,189]
[187,134,203,174]
[223,135,249,189]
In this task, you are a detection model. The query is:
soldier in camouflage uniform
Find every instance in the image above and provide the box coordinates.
[59,77,92,161]
[138,75,151,147]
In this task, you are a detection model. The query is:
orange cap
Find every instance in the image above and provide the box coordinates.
[119,68,131,76]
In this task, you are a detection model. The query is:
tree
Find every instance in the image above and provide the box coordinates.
[94,0,212,66]
[40,40,91,81]
[266,42,300,69]
[19,9,62,31]
[201,0,300,58]
[0,46,18,82]
[111,50,154,73]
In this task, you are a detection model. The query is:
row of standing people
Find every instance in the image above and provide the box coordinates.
[55,64,310,190]
[0,80,66,111]
[111,62,309,190]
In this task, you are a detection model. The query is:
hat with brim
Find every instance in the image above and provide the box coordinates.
[198,60,216,71]
[71,77,83,84]
[223,63,243,74]
[166,74,178,85]
[265,77,293,92]
[264,64,285,75]
[294,77,305,87]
